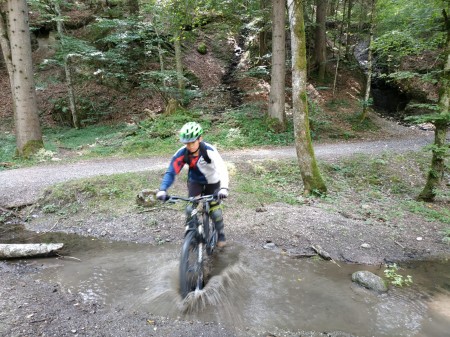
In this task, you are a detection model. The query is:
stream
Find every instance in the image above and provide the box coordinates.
[28,235,450,337]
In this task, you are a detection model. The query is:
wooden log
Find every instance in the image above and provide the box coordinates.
[0,243,64,259]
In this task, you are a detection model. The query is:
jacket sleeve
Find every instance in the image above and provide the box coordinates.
[209,148,229,189]
[159,148,186,191]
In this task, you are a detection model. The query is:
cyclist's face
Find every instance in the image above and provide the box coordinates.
[185,138,200,154]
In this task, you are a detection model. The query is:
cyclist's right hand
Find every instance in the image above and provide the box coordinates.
[156,190,167,201]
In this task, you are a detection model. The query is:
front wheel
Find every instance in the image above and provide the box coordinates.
[179,230,203,298]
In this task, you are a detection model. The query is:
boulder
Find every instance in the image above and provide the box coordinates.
[352,270,388,293]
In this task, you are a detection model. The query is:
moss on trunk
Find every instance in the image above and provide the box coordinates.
[17,139,44,158]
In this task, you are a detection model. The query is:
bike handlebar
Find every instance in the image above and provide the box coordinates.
[164,194,217,203]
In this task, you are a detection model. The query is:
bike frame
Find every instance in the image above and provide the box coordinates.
[166,194,218,297]
[167,194,216,247]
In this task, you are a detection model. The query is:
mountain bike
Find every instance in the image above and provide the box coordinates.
[165,194,219,298]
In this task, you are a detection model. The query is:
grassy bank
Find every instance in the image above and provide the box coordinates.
[31,150,449,244]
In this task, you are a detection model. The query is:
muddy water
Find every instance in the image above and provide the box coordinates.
[32,238,449,337]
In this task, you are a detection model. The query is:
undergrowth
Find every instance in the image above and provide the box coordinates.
[35,150,449,237]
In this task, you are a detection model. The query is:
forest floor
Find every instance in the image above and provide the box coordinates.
[1,120,449,337]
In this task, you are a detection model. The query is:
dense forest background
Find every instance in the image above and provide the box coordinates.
[0,0,448,166]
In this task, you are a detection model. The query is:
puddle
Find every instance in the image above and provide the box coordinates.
[17,235,450,336]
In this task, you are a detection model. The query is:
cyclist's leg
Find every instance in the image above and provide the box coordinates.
[210,202,225,243]
[205,183,225,247]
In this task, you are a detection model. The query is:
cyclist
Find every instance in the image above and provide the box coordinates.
[156,122,229,247]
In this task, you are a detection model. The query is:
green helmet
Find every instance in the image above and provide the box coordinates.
[179,122,203,143]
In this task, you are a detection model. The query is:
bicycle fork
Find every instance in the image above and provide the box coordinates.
[187,206,205,292]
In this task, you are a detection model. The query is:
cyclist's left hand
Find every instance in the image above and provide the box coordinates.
[218,188,228,200]
[156,190,167,201]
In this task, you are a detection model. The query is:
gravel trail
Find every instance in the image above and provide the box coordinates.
[0,133,433,207]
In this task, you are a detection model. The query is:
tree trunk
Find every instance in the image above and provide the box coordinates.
[361,0,375,121]
[0,2,15,109]
[259,0,270,64]
[314,0,328,82]
[417,11,450,202]
[54,2,80,129]
[128,0,140,15]
[174,31,185,91]
[287,0,327,195]
[268,0,286,129]
[345,0,353,60]
[333,0,347,97]
[1,0,43,157]
[65,54,80,128]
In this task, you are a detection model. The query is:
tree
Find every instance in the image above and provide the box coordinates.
[313,0,328,81]
[259,0,271,64]
[344,0,353,59]
[268,0,286,128]
[0,0,43,157]
[52,0,80,128]
[415,10,450,202]
[287,0,327,195]
[360,0,375,121]
[150,0,205,101]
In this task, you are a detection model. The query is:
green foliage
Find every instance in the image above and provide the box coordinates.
[405,112,450,125]
[372,31,421,69]
[0,132,17,168]
[210,105,295,148]
[403,200,450,223]
[43,125,128,150]
[376,0,446,43]
[384,263,413,287]
[374,0,446,73]
[325,98,351,110]
[38,172,150,216]
[321,150,449,225]
[442,228,450,244]
[241,66,270,79]
[234,160,302,206]
[308,97,333,139]
[346,112,380,132]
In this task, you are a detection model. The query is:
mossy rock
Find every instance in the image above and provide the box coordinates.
[197,42,207,55]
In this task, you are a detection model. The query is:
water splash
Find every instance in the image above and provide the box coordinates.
[179,262,246,313]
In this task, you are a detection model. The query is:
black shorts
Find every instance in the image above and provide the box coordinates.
[187,181,220,197]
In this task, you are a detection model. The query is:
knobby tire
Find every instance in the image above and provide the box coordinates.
[179,230,203,298]
[205,214,217,256]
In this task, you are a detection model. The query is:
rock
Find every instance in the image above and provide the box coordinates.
[136,189,157,207]
[361,243,371,249]
[352,271,388,293]
[264,242,276,249]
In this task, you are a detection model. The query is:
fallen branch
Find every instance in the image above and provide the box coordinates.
[25,222,59,241]
[394,241,405,249]
[311,244,341,267]
[0,243,64,259]
[311,244,331,260]
[55,253,81,262]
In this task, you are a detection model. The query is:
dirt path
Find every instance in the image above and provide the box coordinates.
[0,132,434,208]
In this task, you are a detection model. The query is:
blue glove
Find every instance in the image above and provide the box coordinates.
[217,188,228,200]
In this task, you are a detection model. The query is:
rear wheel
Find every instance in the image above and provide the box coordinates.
[179,230,203,298]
